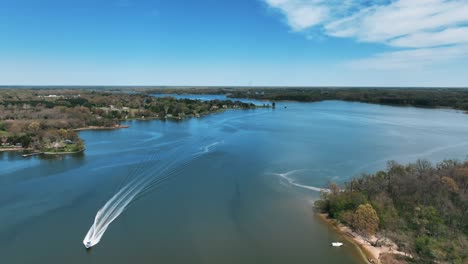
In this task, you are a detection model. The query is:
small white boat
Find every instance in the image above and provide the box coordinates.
[331,242,344,247]
[85,241,92,249]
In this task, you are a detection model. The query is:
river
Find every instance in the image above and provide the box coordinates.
[1,96,468,263]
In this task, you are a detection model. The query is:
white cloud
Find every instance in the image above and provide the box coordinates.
[347,45,468,70]
[264,0,468,69]
[389,27,468,48]
[325,0,468,44]
[264,0,329,31]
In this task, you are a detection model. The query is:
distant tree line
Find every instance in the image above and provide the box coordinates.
[228,88,468,111]
[141,87,468,111]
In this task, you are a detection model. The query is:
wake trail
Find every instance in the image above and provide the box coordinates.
[83,139,221,248]
[83,105,261,248]
[271,170,330,193]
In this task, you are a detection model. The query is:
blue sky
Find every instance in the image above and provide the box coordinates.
[1,0,467,87]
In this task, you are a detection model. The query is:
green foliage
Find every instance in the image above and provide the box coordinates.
[415,236,437,261]
[316,183,367,216]
[316,160,468,263]
[174,87,468,111]
[371,193,398,230]
[411,206,444,236]
[6,134,32,147]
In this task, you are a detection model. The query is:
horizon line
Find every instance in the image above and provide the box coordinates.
[0,85,467,89]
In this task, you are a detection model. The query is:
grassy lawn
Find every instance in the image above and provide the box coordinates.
[0,131,10,137]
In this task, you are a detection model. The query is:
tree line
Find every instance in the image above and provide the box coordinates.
[141,87,468,111]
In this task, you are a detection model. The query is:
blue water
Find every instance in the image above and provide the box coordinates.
[1,98,468,264]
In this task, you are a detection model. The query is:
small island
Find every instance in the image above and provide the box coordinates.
[315,159,468,264]
[0,88,257,155]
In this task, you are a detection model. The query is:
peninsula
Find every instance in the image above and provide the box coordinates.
[0,88,257,154]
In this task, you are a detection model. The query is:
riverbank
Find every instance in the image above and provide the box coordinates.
[73,125,129,131]
[1,148,84,156]
[318,214,409,264]
[0,147,31,152]
[43,148,85,155]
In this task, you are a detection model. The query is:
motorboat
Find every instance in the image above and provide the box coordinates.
[331,242,344,247]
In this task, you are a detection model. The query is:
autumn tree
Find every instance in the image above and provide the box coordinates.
[28,121,41,135]
[7,121,23,134]
[455,167,468,194]
[351,204,379,238]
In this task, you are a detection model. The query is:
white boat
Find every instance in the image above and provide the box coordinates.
[84,241,92,249]
[331,242,343,247]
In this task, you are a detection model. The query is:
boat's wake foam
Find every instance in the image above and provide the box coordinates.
[271,170,330,193]
[83,139,220,248]
[194,141,223,155]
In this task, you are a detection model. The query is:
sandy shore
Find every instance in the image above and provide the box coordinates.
[0,147,24,152]
[73,125,129,131]
[318,214,409,264]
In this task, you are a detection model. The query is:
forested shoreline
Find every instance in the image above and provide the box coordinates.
[140,87,468,111]
[315,159,468,263]
[0,89,256,153]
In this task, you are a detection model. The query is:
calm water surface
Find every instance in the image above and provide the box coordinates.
[1,99,468,264]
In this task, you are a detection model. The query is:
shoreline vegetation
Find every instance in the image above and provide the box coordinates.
[42,149,85,155]
[0,89,260,155]
[140,87,468,112]
[0,147,32,152]
[314,159,468,264]
[73,125,130,131]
